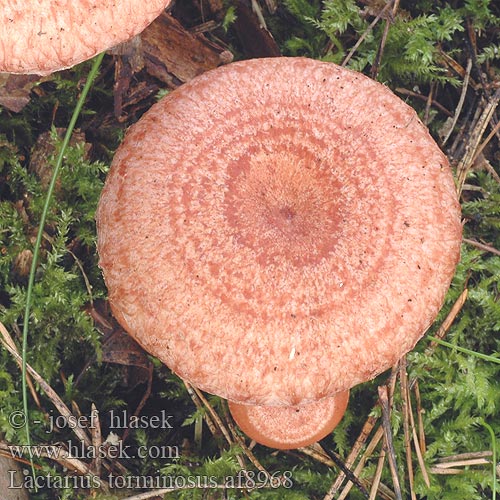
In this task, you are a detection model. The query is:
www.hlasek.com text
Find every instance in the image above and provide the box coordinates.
[9,441,180,461]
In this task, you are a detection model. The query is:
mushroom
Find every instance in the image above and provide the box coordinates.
[96,57,462,448]
[0,0,171,75]
[228,391,349,450]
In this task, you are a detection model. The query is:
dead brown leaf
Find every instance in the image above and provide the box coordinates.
[0,73,41,113]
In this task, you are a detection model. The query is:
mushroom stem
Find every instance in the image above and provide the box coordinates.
[228,391,350,450]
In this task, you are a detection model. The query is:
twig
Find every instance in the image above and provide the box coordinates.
[430,454,494,475]
[438,50,479,88]
[430,467,464,475]
[426,288,468,351]
[224,405,269,474]
[0,334,92,448]
[326,414,379,497]
[90,403,102,477]
[342,0,394,67]
[183,381,218,437]
[122,367,152,444]
[395,88,453,116]
[0,322,41,408]
[442,59,472,146]
[463,238,500,257]
[337,426,385,500]
[408,384,431,487]
[0,443,42,470]
[471,118,500,166]
[434,458,491,469]
[369,448,386,500]
[121,485,230,500]
[399,357,417,500]
[424,82,435,125]
[251,0,267,28]
[20,444,102,482]
[299,443,336,468]
[413,380,426,456]
[370,0,400,79]
[450,95,482,161]
[436,451,492,462]
[67,248,94,305]
[318,440,371,499]
[379,385,403,500]
[456,88,500,194]
[191,385,233,445]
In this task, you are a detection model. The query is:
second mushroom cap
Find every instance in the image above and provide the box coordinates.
[0,0,171,74]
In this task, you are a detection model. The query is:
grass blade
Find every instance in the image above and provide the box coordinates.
[20,51,105,480]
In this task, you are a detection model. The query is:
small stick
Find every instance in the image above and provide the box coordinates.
[122,367,152,444]
[408,384,431,487]
[337,426,385,500]
[319,440,371,499]
[433,458,491,469]
[424,83,435,125]
[463,238,500,257]
[90,403,102,477]
[378,385,403,500]
[395,88,453,116]
[436,451,492,462]
[67,248,94,305]
[0,449,43,470]
[442,59,472,146]
[470,117,500,168]
[326,414,379,496]
[342,0,394,67]
[412,425,431,487]
[183,381,218,437]
[426,288,468,350]
[224,405,269,474]
[370,0,400,79]
[399,357,417,499]
[369,448,386,500]
[430,467,463,475]
[456,88,500,194]
[413,380,426,456]
[34,446,94,476]
[0,322,41,408]
[300,443,337,468]
[0,335,92,447]
[191,385,233,446]
[251,0,267,28]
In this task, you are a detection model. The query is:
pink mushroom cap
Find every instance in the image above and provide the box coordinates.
[96,57,462,412]
[229,391,349,450]
[0,0,171,75]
